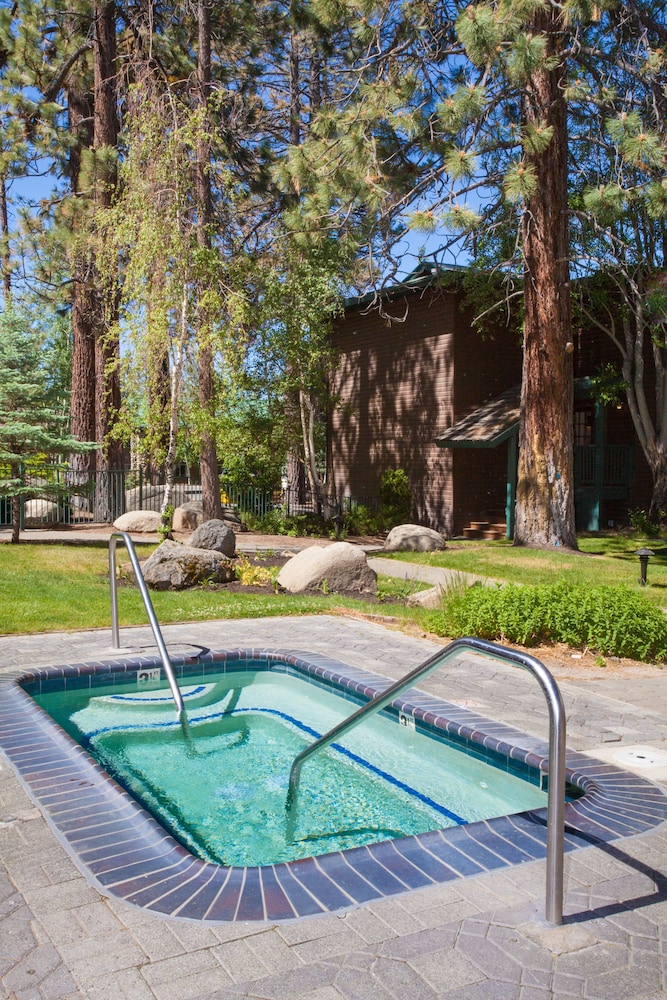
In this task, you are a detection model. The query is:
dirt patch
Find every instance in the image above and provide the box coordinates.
[332,609,665,679]
[519,641,664,680]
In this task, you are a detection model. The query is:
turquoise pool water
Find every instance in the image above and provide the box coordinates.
[33,666,548,866]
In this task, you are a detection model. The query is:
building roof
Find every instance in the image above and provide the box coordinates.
[435,387,521,449]
[344,261,467,310]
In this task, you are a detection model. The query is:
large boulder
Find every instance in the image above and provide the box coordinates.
[173,501,203,532]
[24,498,59,522]
[406,586,445,609]
[384,524,446,553]
[188,519,236,557]
[125,484,193,512]
[113,510,162,533]
[277,542,377,595]
[174,501,242,532]
[140,538,235,590]
[220,503,243,526]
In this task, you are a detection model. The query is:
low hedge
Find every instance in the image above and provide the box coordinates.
[423,581,667,663]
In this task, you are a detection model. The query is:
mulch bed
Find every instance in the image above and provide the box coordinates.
[227,553,386,602]
[121,551,387,603]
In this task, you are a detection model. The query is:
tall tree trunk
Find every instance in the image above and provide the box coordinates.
[161,289,189,521]
[284,26,305,507]
[92,0,123,521]
[67,81,97,481]
[0,171,11,306]
[618,303,667,523]
[514,8,577,549]
[146,271,172,481]
[299,389,327,516]
[195,0,223,521]
[10,462,20,544]
[286,391,306,508]
[648,450,667,521]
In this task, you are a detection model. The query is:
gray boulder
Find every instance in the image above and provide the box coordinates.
[406,586,444,609]
[220,503,243,526]
[384,523,446,552]
[188,519,236,557]
[24,498,59,522]
[173,501,242,532]
[173,501,203,532]
[277,542,377,595]
[113,510,162,533]
[125,484,192,511]
[141,538,235,590]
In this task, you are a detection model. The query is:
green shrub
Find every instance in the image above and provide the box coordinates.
[344,503,384,536]
[234,555,278,586]
[628,508,662,536]
[242,508,328,537]
[379,468,411,528]
[423,581,667,663]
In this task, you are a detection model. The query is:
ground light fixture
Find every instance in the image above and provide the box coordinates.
[635,547,655,586]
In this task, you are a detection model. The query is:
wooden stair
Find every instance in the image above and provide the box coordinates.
[462,520,506,541]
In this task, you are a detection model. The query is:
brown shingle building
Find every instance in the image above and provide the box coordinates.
[328,265,651,537]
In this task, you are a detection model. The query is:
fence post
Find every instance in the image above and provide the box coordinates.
[19,462,24,530]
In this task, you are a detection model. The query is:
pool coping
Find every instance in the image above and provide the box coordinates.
[1,647,666,922]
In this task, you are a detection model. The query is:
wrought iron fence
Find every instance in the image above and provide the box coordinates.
[0,464,378,528]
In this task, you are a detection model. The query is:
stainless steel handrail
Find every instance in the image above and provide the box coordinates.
[108,531,185,716]
[285,636,566,925]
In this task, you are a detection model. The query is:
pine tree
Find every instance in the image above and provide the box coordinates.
[0,311,94,542]
[193,0,224,522]
[430,0,666,545]
[568,6,667,522]
[298,0,665,547]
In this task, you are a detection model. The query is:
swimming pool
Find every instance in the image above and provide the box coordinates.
[30,665,550,867]
[2,647,666,921]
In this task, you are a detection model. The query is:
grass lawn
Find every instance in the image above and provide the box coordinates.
[377,534,667,606]
[0,543,424,635]
[3,533,666,637]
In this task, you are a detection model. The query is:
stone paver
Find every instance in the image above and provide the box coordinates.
[0,609,666,999]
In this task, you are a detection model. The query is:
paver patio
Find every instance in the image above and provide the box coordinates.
[1,608,666,999]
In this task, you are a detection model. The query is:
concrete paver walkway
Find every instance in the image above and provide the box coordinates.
[1,614,666,999]
[1,530,666,998]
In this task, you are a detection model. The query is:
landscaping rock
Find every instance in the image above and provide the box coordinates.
[141,538,235,590]
[276,542,377,595]
[406,585,444,609]
[24,498,59,522]
[113,510,162,533]
[220,504,243,526]
[188,519,236,557]
[125,484,193,511]
[173,501,203,532]
[384,523,446,552]
[174,500,242,532]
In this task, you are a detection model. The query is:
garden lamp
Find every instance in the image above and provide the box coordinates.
[635,547,655,586]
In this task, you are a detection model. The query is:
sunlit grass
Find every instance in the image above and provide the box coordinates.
[377,534,667,604]
[0,543,421,635]
[3,534,666,636]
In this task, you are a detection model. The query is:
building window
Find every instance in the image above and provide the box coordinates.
[574,407,594,446]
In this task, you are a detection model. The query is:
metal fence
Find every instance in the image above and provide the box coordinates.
[0,464,378,528]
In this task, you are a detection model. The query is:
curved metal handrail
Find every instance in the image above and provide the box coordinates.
[285,636,566,925]
[108,531,185,716]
